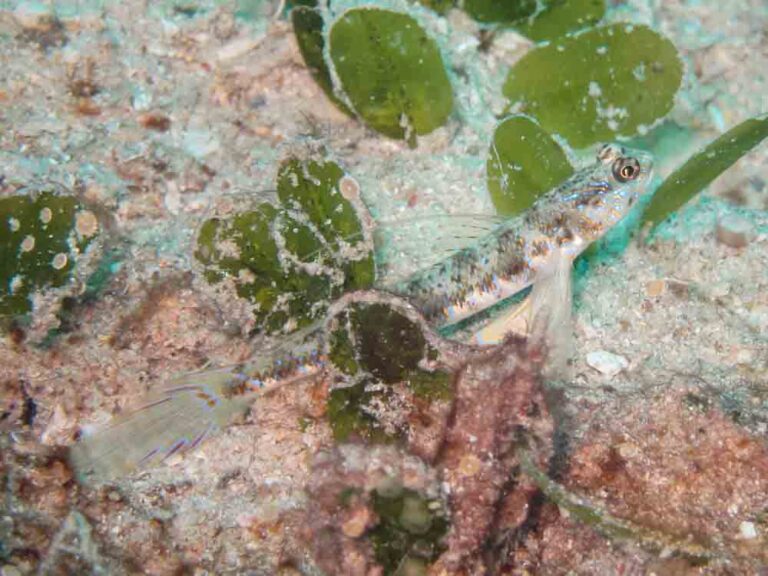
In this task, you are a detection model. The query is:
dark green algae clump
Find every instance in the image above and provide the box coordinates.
[326,301,452,444]
[368,486,448,574]
[194,157,374,335]
[0,190,100,322]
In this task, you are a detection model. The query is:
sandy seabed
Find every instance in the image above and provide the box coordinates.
[0,0,767,574]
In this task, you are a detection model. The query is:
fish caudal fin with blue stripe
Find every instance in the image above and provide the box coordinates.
[69,366,256,485]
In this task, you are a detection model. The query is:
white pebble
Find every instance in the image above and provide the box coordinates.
[586,350,629,377]
[9,275,23,294]
[739,521,757,539]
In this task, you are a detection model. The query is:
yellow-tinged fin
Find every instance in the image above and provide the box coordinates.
[69,367,254,485]
[469,247,573,377]
[469,296,532,346]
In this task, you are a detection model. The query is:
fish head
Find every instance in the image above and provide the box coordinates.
[560,143,654,243]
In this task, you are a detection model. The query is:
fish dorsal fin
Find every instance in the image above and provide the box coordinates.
[372,213,506,287]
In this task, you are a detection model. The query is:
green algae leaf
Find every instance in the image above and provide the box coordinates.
[641,115,768,228]
[292,6,352,115]
[288,0,318,8]
[503,24,682,148]
[194,158,374,335]
[515,0,605,42]
[329,7,453,142]
[488,115,574,217]
[328,302,438,384]
[196,204,309,333]
[0,191,99,318]
[277,158,375,291]
[462,0,536,23]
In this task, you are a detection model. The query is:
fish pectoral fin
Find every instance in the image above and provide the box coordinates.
[528,247,574,379]
[470,247,574,379]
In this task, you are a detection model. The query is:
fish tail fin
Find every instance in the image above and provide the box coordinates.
[69,366,253,485]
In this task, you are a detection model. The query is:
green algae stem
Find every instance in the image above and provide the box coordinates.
[369,488,448,574]
[0,191,99,319]
[518,450,717,563]
[487,115,574,217]
[329,7,453,143]
[194,157,374,335]
[641,115,768,229]
[503,24,682,148]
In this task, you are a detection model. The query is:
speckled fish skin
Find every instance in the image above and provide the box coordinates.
[393,144,654,328]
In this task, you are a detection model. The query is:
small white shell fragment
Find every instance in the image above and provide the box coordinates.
[586,350,629,377]
[738,521,757,540]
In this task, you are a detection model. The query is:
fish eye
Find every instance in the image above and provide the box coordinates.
[613,157,641,182]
